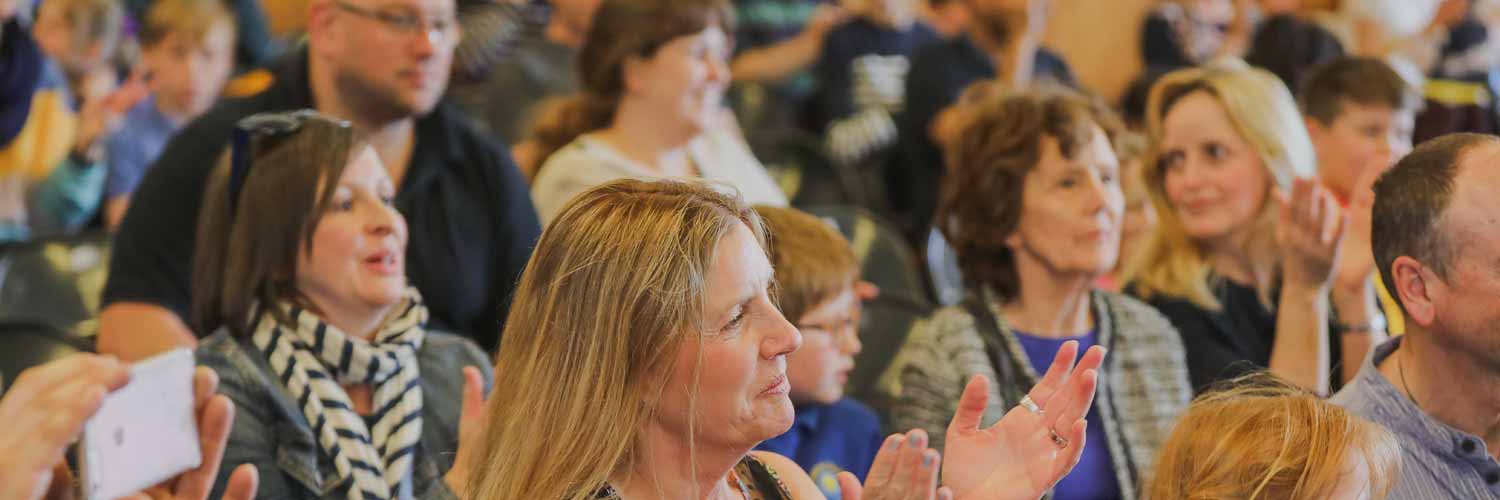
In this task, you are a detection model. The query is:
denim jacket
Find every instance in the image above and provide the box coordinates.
[197,329,493,499]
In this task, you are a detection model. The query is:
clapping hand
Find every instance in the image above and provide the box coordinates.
[941,342,1104,500]
[836,429,953,500]
[1277,178,1347,291]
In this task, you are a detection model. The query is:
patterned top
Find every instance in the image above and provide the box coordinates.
[1332,337,1500,499]
[597,454,793,500]
[876,289,1192,500]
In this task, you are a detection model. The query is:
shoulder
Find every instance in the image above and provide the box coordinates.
[1098,290,1182,341]
[196,330,278,417]
[748,451,823,500]
[420,330,494,383]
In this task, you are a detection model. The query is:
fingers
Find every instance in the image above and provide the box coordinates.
[936,486,954,500]
[891,430,930,498]
[1030,341,1078,406]
[462,366,485,414]
[173,394,236,500]
[1042,368,1098,434]
[866,434,905,486]
[192,366,219,413]
[222,464,259,500]
[836,472,865,500]
[1050,419,1090,484]
[4,354,129,409]
[948,375,991,435]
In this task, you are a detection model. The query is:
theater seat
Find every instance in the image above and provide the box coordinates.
[0,320,89,395]
[0,231,111,341]
[846,289,932,413]
[924,228,964,307]
[800,205,927,300]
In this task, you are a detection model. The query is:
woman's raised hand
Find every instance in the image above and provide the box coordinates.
[941,342,1105,500]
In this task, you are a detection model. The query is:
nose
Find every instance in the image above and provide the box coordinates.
[763,307,803,360]
[840,324,863,356]
[706,54,730,86]
[410,26,438,58]
[367,201,403,238]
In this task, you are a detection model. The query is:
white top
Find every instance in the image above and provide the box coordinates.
[531,129,789,224]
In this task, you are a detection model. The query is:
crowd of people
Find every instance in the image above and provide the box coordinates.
[1,0,1500,498]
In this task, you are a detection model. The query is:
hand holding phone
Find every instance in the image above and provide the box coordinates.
[0,355,129,500]
[79,349,202,500]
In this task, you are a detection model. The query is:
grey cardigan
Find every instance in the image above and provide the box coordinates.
[197,329,494,500]
[876,289,1191,499]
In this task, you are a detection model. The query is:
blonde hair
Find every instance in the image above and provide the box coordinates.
[138,0,236,48]
[755,205,859,324]
[462,179,768,500]
[1125,59,1316,310]
[1146,373,1402,499]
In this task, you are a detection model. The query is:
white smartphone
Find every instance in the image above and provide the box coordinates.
[77,348,203,500]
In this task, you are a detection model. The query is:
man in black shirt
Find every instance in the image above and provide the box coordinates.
[98,0,541,359]
[886,0,1075,245]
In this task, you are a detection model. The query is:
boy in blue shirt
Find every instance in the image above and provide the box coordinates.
[753,205,884,500]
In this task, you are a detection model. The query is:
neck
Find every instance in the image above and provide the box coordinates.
[1000,253,1096,337]
[599,102,696,175]
[545,19,585,48]
[1382,332,1500,458]
[612,422,745,500]
[151,97,196,126]
[1204,227,1270,287]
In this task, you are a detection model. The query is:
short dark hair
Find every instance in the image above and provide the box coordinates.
[191,114,366,335]
[1244,15,1344,96]
[1371,133,1499,309]
[939,84,1121,302]
[1300,57,1420,125]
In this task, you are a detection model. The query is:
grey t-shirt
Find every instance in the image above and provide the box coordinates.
[450,28,579,144]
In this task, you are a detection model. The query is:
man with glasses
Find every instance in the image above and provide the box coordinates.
[98,0,542,360]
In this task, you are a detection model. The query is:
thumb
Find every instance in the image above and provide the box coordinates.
[836,471,864,500]
[948,375,990,435]
[222,464,259,500]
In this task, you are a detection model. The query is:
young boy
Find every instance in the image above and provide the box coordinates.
[1300,56,1420,360]
[813,0,938,166]
[752,205,883,500]
[103,0,236,228]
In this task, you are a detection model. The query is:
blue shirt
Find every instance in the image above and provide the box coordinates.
[105,96,179,198]
[1332,336,1500,499]
[1013,330,1122,500]
[755,398,884,500]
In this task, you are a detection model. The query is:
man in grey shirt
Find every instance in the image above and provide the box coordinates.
[1332,132,1500,499]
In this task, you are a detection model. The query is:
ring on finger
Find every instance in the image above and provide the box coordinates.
[1048,428,1068,449]
[1019,395,1043,415]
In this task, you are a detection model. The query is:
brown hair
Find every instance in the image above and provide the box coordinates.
[1300,57,1420,126]
[527,0,734,166]
[1371,133,1499,310]
[138,0,236,48]
[938,84,1122,301]
[755,205,859,324]
[1146,373,1402,499]
[191,114,366,336]
[462,179,768,500]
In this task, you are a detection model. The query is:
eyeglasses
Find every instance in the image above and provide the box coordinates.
[228,110,351,213]
[333,0,459,47]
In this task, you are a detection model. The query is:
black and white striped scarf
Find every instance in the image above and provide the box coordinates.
[250,287,428,500]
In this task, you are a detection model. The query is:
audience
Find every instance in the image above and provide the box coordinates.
[919,0,968,38]
[1243,13,1345,96]
[527,0,786,224]
[450,0,599,147]
[1099,131,1157,292]
[0,353,258,500]
[1148,373,1402,499]
[1140,0,1254,73]
[97,0,541,360]
[124,0,280,70]
[1125,60,1372,395]
[103,0,237,229]
[1333,133,1500,498]
[1,0,139,243]
[810,0,939,167]
[460,178,1104,500]
[1301,56,1420,339]
[728,0,850,130]
[752,205,884,499]
[190,111,492,499]
[879,87,1191,500]
[886,0,1074,244]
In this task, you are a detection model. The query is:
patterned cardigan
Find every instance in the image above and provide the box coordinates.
[875,289,1192,499]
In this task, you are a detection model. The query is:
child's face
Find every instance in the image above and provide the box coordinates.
[142,21,236,119]
[786,287,862,405]
[1310,101,1415,201]
[1118,158,1157,273]
[32,1,97,75]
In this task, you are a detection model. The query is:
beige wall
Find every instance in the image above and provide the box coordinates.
[1043,0,1158,103]
[261,0,311,38]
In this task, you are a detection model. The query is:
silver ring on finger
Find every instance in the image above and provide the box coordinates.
[1048,428,1069,449]
[1019,395,1043,415]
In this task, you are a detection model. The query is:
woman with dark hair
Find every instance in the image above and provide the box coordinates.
[879,85,1193,500]
[192,111,492,500]
[526,0,786,224]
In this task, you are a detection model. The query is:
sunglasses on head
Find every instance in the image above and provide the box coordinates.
[227,110,351,213]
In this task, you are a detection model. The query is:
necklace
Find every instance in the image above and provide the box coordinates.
[1397,343,1422,411]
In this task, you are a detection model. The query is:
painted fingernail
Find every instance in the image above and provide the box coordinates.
[908,432,921,445]
[939,491,953,500]
[922,452,934,468]
[888,435,902,450]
